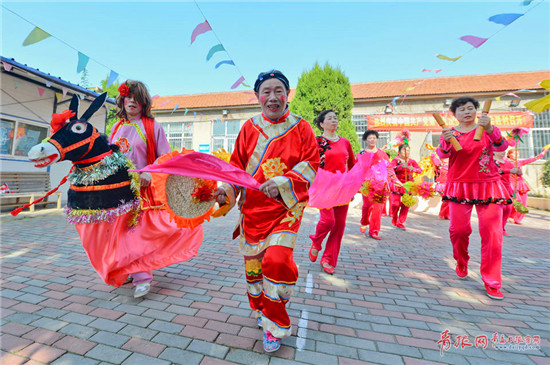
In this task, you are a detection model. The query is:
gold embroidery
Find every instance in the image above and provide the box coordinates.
[281,202,307,227]
[245,258,262,276]
[262,158,288,180]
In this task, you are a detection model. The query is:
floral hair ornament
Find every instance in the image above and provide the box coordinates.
[395,129,411,147]
[118,82,130,97]
[51,109,76,134]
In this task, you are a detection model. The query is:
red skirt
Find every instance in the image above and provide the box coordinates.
[443,181,512,205]
[76,208,203,287]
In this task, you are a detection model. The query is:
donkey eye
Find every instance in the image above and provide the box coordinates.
[71,122,87,134]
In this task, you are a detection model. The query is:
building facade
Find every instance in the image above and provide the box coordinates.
[152,70,550,190]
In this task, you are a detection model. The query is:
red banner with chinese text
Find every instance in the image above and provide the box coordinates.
[366,112,533,131]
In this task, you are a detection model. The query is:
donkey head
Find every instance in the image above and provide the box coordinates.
[28,92,110,167]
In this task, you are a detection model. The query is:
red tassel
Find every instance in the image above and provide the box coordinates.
[10,168,73,216]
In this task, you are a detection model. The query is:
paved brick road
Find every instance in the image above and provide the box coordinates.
[1,203,549,364]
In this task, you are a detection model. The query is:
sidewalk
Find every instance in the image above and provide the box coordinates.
[1,204,549,364]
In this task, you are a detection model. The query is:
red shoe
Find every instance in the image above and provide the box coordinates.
[369,234,381,240]
[308,245,318,262]
[396,223,406,230]
[513,221,523,225]
[360,225,367,234]
[392,217,397,226]
[485,284,504,300]
[321,262,335,275]
[503,231,510,236]
[455,264,468,279]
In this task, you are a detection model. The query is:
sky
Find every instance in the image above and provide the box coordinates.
[1,0,549,97]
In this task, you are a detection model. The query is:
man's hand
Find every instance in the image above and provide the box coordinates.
[259,180,280,199]
[214,188,227,205]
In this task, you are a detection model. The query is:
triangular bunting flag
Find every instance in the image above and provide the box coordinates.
[77,52,90,73]
[231,76,245,90]
[2,61,13,71]
[460,35,488,48]
[22,27,51,46]
[106,70,118,87]
[190,20,212,45]
[37,87,45,97]
[206,44,225,61]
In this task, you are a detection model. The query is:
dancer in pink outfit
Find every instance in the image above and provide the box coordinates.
[494,151,519,236]
[506,148,549,224]
[359,130,399,239]
[309,110,356,275]
[437,96,511,300]
[389,144,422,229]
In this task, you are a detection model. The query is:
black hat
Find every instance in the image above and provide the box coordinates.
[253,70,290,92]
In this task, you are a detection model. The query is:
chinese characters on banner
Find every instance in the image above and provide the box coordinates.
[437,330,541,356]
[367,112,534,131]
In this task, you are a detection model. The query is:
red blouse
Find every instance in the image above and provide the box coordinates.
[321,137,356,173]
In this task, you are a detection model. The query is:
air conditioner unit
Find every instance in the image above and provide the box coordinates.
[222,110,228,116]
[444,99,453,106]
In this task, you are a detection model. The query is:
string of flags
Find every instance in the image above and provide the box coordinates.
[383,0,543,113]
[4,5,124,88]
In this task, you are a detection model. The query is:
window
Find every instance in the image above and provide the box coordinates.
[212,119,240,152]
[522,109,550,159]
[0,118,48,157]
[163,122,193,151]
[352,114,390,149]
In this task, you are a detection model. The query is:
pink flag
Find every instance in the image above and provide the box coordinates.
[2,61,13,71]
[136,152,261,191]
[505,92,520,98]
[247,97,256,103]
[435,69,442,73]
[190,20,212,44]
[231,76,245,90]
[37,87,45,97]
[152,94,160,100]
[159,100,170,108]
[422,69,431,72]
[460,35,488,48]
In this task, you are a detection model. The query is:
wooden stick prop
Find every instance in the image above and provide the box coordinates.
[474,100,492,141]
[432,113,462,151]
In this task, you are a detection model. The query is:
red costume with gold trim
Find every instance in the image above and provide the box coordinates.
[220,108,319,339]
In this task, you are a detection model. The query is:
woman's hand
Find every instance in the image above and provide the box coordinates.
[214,188,227,205]
[441,127,454,143]
[259,180,280,199]
[139,172,152,187]
[478,114,493,134]
[510,167,522,176]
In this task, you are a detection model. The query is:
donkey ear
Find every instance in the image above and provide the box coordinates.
[80,92,108,122]
[69,94,80,121]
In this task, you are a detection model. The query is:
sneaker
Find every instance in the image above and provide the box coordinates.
[263,331,281,352]
[485,284,504,300]
[369,233,381,240]
[360,225,367,234]
[133,282,150,298]
[396,223,406,230]
[455,264,468,279]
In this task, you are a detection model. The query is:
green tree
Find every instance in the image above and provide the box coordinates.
[290,62,360,153]
[99,76,120,135]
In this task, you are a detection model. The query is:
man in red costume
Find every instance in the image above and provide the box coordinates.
[215,70,319,352]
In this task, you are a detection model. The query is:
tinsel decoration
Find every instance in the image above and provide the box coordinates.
[70,151,129,186]
[402,193,418,207]
[191,178,217,203]
[65,199,141,225]
[513,199,529,214]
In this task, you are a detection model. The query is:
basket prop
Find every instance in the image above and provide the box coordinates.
[137,151,260,228]
[308,152,376,209]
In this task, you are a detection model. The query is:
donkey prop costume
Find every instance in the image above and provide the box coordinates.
[22,93,203,287]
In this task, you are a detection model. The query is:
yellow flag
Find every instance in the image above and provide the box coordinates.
[495,96,501,102]
[436,54,461,62]
[524,80,550,113]
[22,27,51,46]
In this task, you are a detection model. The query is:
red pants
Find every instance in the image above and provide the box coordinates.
[361,195,385,236]
[244,246,298,339]
[390,193,409,226]
[439,201,450,219]
[310,205,349,267]
[449,202,503,289]
[501,204,512,234]
[510,192,527,223]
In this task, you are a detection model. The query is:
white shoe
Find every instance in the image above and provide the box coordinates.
[134,282,150,298]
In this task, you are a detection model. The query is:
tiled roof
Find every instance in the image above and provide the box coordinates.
[152,70,549,111]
